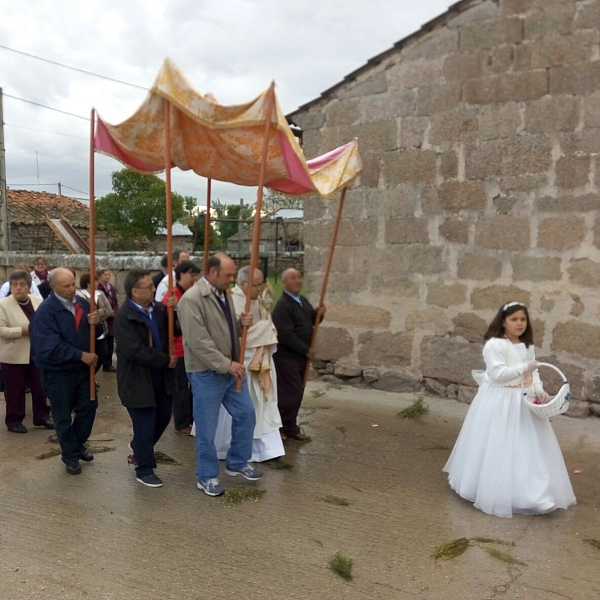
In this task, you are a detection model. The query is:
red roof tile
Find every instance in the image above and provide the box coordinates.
[7,189,90,228]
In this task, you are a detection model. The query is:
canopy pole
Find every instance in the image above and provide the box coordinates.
[237,81,276,392]
[203,178,211,274]
[303,186,347,387]
[163,101,174,355]
[88,108,97,401]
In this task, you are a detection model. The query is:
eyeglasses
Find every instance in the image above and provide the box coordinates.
[134,283,155,291]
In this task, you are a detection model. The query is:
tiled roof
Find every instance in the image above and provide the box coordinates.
[7,189,90,228]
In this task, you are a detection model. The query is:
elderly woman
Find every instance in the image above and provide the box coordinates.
[0,270,53,433]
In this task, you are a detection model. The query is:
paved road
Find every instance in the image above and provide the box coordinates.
[1,372,599,599]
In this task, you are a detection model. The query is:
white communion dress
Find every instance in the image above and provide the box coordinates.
[443,337,576,518]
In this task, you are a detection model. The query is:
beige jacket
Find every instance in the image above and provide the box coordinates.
[0,294,43,364]
[177,277,241,374]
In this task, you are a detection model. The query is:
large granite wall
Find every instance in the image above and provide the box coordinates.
[291,0,600,415]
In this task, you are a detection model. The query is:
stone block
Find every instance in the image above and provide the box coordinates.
[423,377,450,396]
[479,103,521,141]
[358,331,413,368]
[362,367,380,383]
[356,153,381,188]
[471,285,531,311]
[399,116,429,148]
[441,151,459,180]
[463,70,548,105]
[416,82,462,116]
[555,156,591,189]
[365,185,420,219]
[569,293,584,317]
[439,217,469,244]
[538,216,585,251]
[292,110,325,131]
[405,306,452,335]
[474,216,531,251]
[325,99,360,127]
[372,373,422,393]
[337,72,389,100]
[333,363,363,378]
[557,128,600,155]
[465,137,552,179]
[575,1,600,29]
[590,404,600,418]
[325,302,392,329]
[427,283,468,307]
[383,149,437,185]
[443,51,487,81]
[429,109,479,144]
[568,259,600,289]
[460,17,523,51]
[327,270,369,295]
[315,326,354,362]
[551,321,600,359]
[457,252,502,280]
[550,62,600,96]
[388,58,444,91]
[358,90,416,122]
[512,255,562,281]
[486,44,514,76]
[452,313,488,343]
[385,218,429,245]
[501,0,575,16]
[337,218,378,247]
[447,383,459,399]
[524,3,576,40]
[420,337,485,387]
[514,31,597,71]
[584,93,600,129]
[402,27,459,61]
[537,194,599,213]
[525,95,581,134]
[441,181,487,211]
[586,377,600,403]
[343,120,398,153]
[371,276,420,297]
[496,173,548,192]
[457,386,478,404]
[565,400,591,419]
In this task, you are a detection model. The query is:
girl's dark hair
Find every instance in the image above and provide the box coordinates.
[484,301,534,347]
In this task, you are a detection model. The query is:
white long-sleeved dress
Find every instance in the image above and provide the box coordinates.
[443,337,576,518]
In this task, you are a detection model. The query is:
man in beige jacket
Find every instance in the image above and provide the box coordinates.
[177,253,264,497]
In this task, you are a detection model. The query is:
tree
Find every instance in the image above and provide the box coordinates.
[261,190,304,215]
[96,169,185,246]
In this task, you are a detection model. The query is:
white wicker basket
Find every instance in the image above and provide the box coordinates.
[522,362,571,418]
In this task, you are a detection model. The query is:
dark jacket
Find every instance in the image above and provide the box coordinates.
[113,299,176,408]
[30,292,99,371]
[271,292,318,361]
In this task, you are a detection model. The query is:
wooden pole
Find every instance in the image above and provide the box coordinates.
[237,82,276,391]
[203,179,211,275]
[303,186,347,386]
[163,101,174,355]
[88,108,97,400]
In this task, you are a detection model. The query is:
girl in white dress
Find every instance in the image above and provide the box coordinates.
[443,301,576,518]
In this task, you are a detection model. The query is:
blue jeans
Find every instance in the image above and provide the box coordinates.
[187,370,255,480]
[41,367,98,464]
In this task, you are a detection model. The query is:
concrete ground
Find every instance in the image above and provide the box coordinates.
[1,371,600,600]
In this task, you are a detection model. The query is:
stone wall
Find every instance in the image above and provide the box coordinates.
[291,0,600,416]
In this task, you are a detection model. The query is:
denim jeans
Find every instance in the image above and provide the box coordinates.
[187,370,255,480]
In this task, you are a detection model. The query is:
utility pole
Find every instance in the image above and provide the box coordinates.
[0,88,9,254]
[237,198,244,256]
[58,182,62,196]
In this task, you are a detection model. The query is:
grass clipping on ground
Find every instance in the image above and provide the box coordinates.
[397,397,429,420]
[221,487,265,508]
[329,550,353,580]
[432,537,525,565]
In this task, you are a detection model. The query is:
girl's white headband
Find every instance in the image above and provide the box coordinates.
[503,301,525,311]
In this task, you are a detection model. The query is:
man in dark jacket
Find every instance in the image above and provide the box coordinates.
[113,268,177,488]
[271,268,325,441]
[30,268,100,475]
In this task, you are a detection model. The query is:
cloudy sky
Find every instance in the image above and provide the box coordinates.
[1,0,451,206]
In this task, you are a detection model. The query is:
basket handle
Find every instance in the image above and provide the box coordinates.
[536,362,568,383]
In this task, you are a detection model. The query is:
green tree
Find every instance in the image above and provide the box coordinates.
[96,169,185,245]
[262,189,303,214]
[212,199,253,244]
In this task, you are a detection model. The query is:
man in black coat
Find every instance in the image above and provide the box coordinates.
[271,268,325,441]
[113,268,177,488]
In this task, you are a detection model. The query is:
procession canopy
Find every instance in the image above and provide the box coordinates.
[95,58,362,197]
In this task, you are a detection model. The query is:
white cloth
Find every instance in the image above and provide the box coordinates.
[0,281,41,298]
[443,337,576,518]
[211,284,284,462]
[154,272,174,302]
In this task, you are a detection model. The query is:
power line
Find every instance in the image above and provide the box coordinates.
[5,122,88,140]
[2,93,88,120]
[0,43,148,91]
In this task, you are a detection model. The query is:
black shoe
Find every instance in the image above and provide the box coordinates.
[66,460,82,475]
[103,365,117,373]
[9,424,27,434]
[136,473,163,488]
[34,420,55,430]
[80,448,94,462]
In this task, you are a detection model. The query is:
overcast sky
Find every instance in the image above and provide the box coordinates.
[1,0,451,207]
